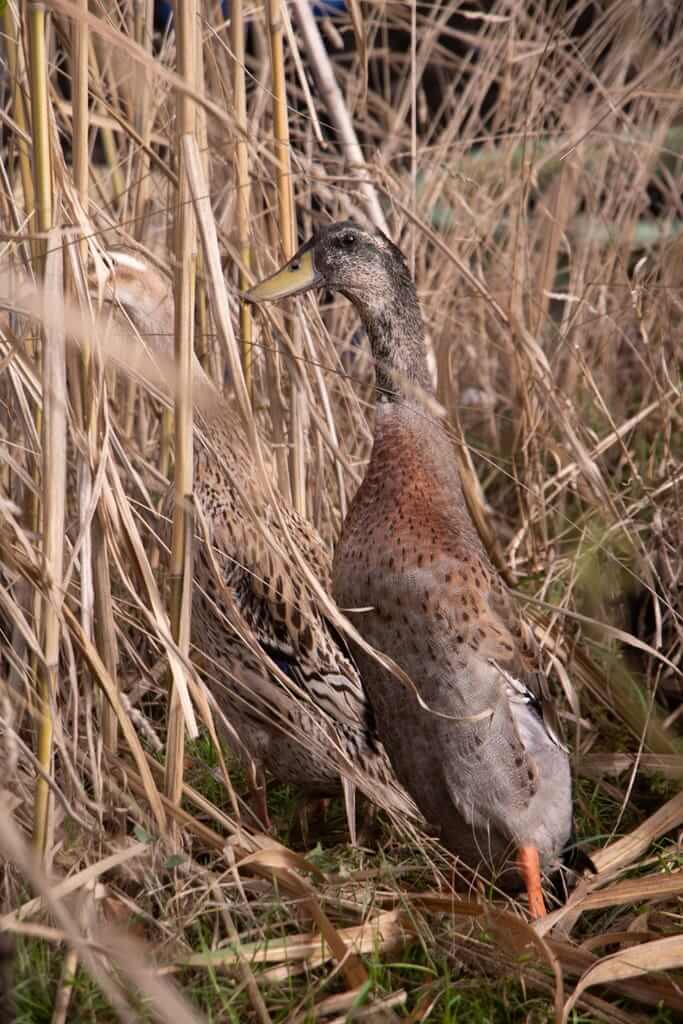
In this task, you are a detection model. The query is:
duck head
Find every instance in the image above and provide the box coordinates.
[246,222,431,401]
[245,221,415,313]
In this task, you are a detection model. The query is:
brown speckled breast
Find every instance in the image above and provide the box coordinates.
[333,403,572,878]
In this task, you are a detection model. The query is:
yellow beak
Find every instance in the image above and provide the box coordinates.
[245,249,321,303]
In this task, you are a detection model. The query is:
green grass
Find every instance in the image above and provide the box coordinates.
[10,749,682,1023]
[15,933,680,1023]
[15,939,116,1024]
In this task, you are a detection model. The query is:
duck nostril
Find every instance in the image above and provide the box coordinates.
[290,260,300,271]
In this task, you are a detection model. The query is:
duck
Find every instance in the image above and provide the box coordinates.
[246,221,592,916]
[98,247,416,835]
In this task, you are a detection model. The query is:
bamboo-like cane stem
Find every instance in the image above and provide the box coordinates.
[71,3,120,754]
[230,0,254,402]
[2,6,36,259]
[165,0,198,829]
[264,0,306,515]
[72,0,89,213]
[28,3,52,239]
[27,0,55,857]
[33,235,66,857]
[132,0,153,238]
[194,14,210,377]
[265,0,295,259]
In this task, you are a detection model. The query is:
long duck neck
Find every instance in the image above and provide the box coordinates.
[353,277,432,405]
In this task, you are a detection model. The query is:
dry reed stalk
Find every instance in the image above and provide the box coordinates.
[33,234,67,856]
[91,508,119,754]
[158,404,173,481]
[71,0,89,217]
[193,13,210,378]
[264,0,307,514]
[230,0,254,401]
[69,2,120,763]
[260,210,292,498]
[2,5,36,263]
[51,943,80,1024]
[280,2,324,147]
[69,231,120,757]
[84,30,129,423]
[26,0,56,856]
[264,0,295,260]
[291,0,387,232]
[409,0,417,272]
[184,136,252,427]
[27,2,53,241]
[48,0,251,143]
[131,0,154,237]
[86,39,126,206]
[163,0,199,825]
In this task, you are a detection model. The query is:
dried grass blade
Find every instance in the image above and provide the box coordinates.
[236,848,367,988]
[0,809,143,1017]
[105,462,197,741]
[183,135,252,424]
[95,922,209,1024]
[280,0,324,146]
[291,0,387,231]
[580,753,683,781]
[347,0,367,102]
[571,870,683,912]
[591,789,683,876]
[487,908,564,1023]
[48,0,246,142]
[395,892,483,918]
[0,576,43,661]
[0,838,148,928]
[562,935,683,1023]
[264,0,296,260]
[549,937,683,1016]
[131,758,246,852]
[71,0,89,207]
[63,605,167,832]
[182,909,410,972]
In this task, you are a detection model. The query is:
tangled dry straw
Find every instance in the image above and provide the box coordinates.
[0,0,681,1021]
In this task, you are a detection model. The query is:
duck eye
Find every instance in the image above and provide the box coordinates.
[337,232,356,249]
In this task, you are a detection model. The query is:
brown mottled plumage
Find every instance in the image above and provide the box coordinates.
[248,221,590,915]
[100,250,416,830]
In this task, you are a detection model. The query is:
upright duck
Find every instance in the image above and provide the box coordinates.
[99,248,415,832]
[247,221,583,916]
